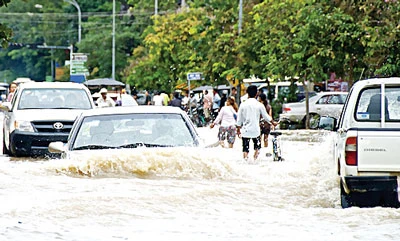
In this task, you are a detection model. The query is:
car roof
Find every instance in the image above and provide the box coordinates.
[80,106,186,117]
[355,77,400,87]
[18,81,89,90]
[256,81,303,89]
[316,91,348,95]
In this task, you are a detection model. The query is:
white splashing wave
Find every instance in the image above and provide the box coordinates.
[51,147,244,180]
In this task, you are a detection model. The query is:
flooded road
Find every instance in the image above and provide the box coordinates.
[0,125,399,241]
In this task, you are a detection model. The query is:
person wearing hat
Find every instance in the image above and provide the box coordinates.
[97,88,115,108]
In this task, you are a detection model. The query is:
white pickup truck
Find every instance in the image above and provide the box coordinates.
[1,81,95,157]
[321,77,400,208]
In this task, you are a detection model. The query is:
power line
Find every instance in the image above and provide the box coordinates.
[0,8,177,18]
[0,10,155,18]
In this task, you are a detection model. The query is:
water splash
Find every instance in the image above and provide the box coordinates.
[53,147,243,180]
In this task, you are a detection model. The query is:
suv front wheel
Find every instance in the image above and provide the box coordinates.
[2,133,10,155]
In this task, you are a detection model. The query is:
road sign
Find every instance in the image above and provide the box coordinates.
[187,72,203,81]
[186,72,203,117]
[71,53,89,76]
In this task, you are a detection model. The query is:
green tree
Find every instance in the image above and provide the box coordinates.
[125,9,213,92]
[0,0,12,48]
[75,1,146,80]
[0,0,74,81]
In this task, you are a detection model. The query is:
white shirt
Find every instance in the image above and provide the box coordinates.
[212,93,221,110]
[97,95,115,108]
[236,98,272,138]
[181,96,189,106]
[153,95,163,106]
[214,106,237,127]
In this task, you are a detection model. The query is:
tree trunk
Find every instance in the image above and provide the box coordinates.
[304,74,310,129]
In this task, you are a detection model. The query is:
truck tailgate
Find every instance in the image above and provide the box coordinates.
[358,131,400,172]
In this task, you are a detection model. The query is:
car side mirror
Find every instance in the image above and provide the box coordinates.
[48,141,66,153]
[318,116,337,131]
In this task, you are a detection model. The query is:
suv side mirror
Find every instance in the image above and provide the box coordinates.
[318,116,337,131]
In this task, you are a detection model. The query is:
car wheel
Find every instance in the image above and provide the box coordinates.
[2,132,10,155]
[2,139,9,155]
[340,179,352,208]
[308,114,320,129]
[279,120,290,130]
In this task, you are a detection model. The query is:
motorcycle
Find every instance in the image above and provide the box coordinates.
[187,103,208,127]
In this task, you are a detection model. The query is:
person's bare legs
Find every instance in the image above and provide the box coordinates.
[264,135,269,148]
[228,143,234,148]
[219,141,225,148]
[243,152,249,160]
[254,149,260,160]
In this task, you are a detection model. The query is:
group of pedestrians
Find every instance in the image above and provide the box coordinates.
[96,85,277,161]
[210,85,278,161]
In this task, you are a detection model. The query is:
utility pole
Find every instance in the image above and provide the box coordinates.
[112,0,116,80]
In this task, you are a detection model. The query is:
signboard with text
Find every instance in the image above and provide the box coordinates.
[71,53,89,76]
[187,72,203,81]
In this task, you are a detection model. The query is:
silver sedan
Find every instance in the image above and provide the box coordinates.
[49,106,201,159]
[279,91,348,129]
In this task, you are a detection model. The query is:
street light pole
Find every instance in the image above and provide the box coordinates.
[64,0,81,43]
[112,0,116,80]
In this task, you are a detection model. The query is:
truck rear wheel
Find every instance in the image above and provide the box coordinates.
[340,179,353,208]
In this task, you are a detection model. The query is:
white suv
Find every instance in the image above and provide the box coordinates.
[1,81,95,157]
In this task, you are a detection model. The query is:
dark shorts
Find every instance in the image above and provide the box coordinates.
[260,120,271,135]
[242,136,261,153]
[260,126,271,135]
[218,126,237,144]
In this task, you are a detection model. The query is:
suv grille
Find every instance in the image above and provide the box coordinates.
[32,121,74,133]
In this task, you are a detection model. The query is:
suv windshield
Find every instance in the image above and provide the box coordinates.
[18,88,92,110]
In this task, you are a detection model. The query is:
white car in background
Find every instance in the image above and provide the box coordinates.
[240,81,311,103]
[279,91,348,128]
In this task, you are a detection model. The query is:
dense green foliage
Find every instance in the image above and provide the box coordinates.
[0,0,12,48]
[0,0,399,91]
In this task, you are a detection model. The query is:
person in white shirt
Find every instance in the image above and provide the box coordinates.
[152,91,163,106]
[97,88,116,108]
[181,91,189,110]
[210,96,238,148]
[236,85,278,161]
[212,88,221,118]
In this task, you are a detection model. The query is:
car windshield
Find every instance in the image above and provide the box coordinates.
[72,113,197,150]
[18,88,92,109]
[298,92,319,102]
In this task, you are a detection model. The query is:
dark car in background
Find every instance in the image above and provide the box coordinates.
[134,93,147,105]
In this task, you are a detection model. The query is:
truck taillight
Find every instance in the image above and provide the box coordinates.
[283,107,291,113]
[345,137,357,165]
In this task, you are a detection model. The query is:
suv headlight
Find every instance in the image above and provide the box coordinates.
[14,120,35,132]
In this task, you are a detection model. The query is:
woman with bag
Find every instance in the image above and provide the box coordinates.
[210,96,238,148]
[258,93,273,148]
